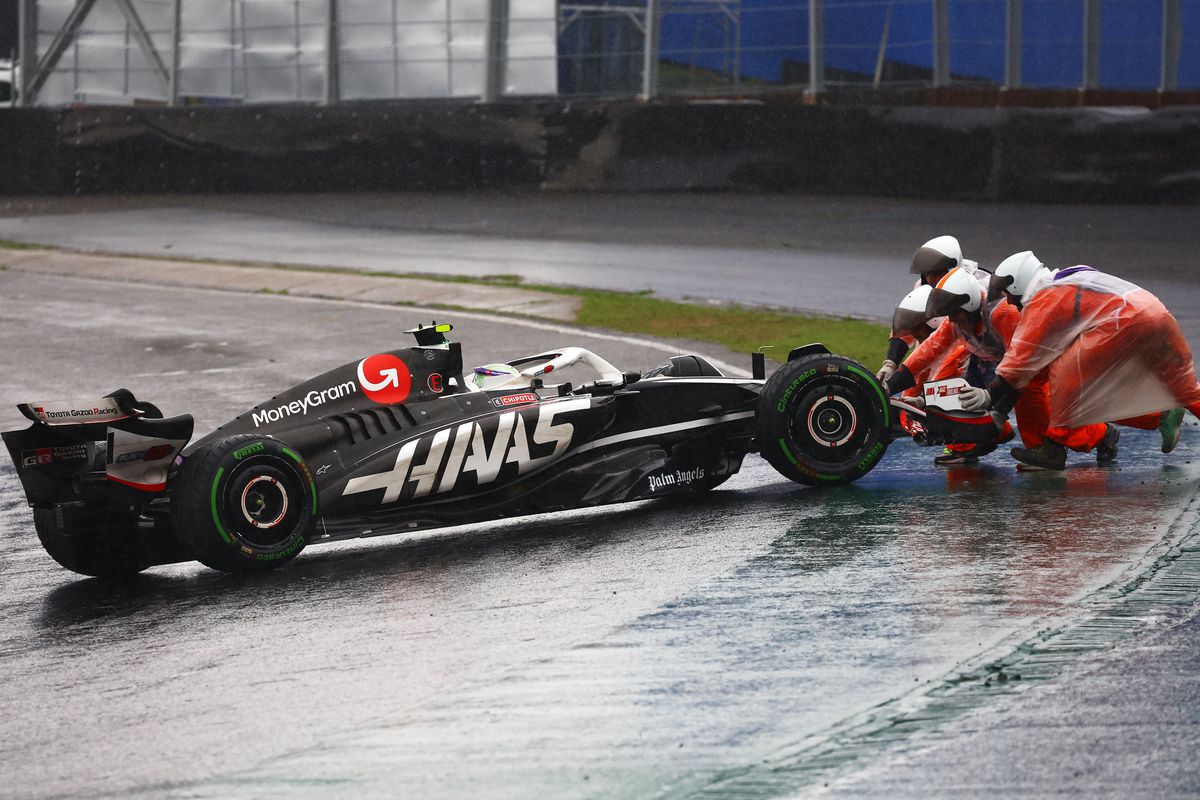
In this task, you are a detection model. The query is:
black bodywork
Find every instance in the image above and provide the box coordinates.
[3,327,761,574]
[2,326,997,575]
[193,339,759,542]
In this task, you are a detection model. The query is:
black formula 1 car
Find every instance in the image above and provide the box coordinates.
[3,323,997,577]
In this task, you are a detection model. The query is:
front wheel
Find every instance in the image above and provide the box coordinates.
[171,435,315,573]
[757,353,890,486]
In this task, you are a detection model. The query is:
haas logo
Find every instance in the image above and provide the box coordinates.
[357,354,412,405]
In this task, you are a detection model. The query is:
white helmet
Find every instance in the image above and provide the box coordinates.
[926,266,983,317]
[891,285,937,341]
[911,235,962,278]
[469,363,526,391]
[988,251,1050,307]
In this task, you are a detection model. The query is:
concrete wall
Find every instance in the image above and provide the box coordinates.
[2,100,1198,202]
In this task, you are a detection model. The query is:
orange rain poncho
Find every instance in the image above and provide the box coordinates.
[997,267,1200,428]
[905,295,1108,450]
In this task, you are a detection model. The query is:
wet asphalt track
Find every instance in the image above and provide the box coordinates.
[2,271,1199,799]
[2,193,1199,341]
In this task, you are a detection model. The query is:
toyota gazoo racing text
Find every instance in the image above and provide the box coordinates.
[3,323,998,576]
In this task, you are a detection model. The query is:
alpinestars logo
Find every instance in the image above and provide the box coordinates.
[358,354,411,405]
[342,397,589,505]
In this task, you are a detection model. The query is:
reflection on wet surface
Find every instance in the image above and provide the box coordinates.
[2,430,1196,799]
[2,268,1198,798]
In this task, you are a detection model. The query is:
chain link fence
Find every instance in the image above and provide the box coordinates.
[12,0,1200,106]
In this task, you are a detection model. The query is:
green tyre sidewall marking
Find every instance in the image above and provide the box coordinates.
[757,354,889,487]
[215,450,308,557]
[846,365,890,428]
[177,434,314,573]
[210,467,232,544]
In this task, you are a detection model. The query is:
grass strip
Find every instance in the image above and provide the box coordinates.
[0,238,888,366]
[0,239,47,251]
[574,290,887,367]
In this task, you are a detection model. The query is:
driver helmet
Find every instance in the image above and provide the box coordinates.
[926,266,983,318]
[987,250,1050,308]
[910,235,963,284]
[469,363,526,391]
[891,285,937,342]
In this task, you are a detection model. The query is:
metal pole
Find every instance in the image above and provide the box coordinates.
[732,3,741,91]
[1083,0,1100,89]
[293,0,301,101]
[26,0,100,104]
[229,0,235,99]
[641,0,659,100]
[1004,0,1021,88]
[481,0,509,102]
[169,0,182,106]
[873,2,893,88]
[932,0,949,87]
[113,0,171,94]
[444,0,453,96]
[1162,0,1180,91]
[391,0,399,97]
[808,0,824,98]
[324,0,339,105]
[17,0,35,106]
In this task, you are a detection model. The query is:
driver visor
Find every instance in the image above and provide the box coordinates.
[925,287,972,318]
[987,272,1015,303]
[910,247,957,276]
[891,306,931,339]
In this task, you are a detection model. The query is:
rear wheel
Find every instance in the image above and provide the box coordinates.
[757,354,890,486]
[33,505,147,578]
[171,435,315,573]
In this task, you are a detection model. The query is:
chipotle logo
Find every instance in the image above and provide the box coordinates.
[492,392,539,408]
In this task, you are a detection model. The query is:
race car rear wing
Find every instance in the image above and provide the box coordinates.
[17,388,151,427]
[4,389,194,504]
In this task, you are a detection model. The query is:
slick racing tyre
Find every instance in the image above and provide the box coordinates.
[757,353,890,486]
[34,505,147,578]
[171,435,315,573]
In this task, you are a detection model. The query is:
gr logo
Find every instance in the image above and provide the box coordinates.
[21,449,52,468]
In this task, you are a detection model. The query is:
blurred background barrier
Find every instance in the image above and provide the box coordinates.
[3,0,1198,107]
[3,101,1200,201]
[2,1,1198,202]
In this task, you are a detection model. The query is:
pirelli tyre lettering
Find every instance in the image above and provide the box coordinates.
[171,435,316,572]
[756,354,890,486]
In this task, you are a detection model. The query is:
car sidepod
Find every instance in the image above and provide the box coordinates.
[311,375,760,540]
